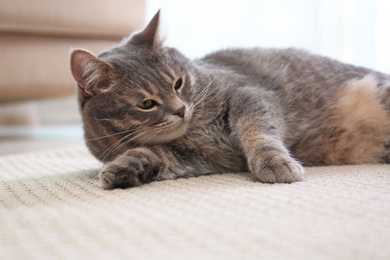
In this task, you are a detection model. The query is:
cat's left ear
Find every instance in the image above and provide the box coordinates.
[130,10,162,48]
[70,49,115,97]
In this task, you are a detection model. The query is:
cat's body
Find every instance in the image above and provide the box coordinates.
[71,11,390,189]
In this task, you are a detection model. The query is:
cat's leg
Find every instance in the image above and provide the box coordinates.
[239,129,304,183]
[99,145,212,189]
[99,147,161,189]
[230,88,304,183]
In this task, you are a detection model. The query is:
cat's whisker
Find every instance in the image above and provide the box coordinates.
[192,82,210,103]
[111,126,163,156]
[135,125,173,146]
[99,136,130,161]
[99,130,141,161]
[134,131,160,147]
[193,82,212,104]
[84,116,113,122]
[115,130,149,151]
[192,78,216,109]
[100,120,174,160]
[86,129,135,142]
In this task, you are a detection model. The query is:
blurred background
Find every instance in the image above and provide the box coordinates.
[1,0,390,155]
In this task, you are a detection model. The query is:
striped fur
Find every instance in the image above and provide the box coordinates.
[70,12,390,189]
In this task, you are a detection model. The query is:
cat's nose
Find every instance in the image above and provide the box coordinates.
[172,106,185,118]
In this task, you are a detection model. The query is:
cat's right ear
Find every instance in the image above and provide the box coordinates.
[70,49,115,97]
[130,10,162,48]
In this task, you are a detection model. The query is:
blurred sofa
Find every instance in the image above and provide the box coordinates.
[0,0,145,103]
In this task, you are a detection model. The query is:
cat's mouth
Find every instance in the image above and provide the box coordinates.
[159,112,192,141]
[138,109,192,145]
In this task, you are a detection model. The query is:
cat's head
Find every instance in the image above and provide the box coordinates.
[70,11,197,161]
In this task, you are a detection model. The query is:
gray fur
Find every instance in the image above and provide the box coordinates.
[70,11,390,189]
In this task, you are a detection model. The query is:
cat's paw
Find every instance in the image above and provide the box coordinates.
[99,156,150,189]
[249,153,304,183]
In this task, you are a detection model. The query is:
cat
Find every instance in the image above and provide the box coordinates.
[70,11,390,189]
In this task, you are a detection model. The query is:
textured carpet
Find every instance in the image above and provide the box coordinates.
[1,146,390,260]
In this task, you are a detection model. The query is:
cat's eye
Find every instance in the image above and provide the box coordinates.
[137,100,156,110]
[173,77,184,92]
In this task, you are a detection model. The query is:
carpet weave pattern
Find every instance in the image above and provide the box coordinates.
[1,146,389,259]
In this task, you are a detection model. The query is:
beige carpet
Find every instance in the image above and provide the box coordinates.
[1,146,389,259]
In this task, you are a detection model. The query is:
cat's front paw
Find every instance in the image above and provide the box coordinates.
[249,153,304,183]
[99,156,151,189]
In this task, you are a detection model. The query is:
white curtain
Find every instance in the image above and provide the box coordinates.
[147,0,390,73]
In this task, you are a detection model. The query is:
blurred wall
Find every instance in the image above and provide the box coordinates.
[148,0,390,73]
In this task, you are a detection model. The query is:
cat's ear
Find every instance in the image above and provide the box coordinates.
[130,10,161,48]
[70,49,115,97]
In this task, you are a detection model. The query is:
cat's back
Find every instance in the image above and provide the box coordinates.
[196,47,380,110]
[198,47,369,81]
[199,47,307,68]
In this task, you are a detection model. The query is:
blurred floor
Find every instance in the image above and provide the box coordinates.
[0,96,85,156]
[0,137,84,156]
[0,125,84,156]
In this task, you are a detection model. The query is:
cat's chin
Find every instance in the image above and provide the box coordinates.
[152,120,190,144]
[149,108,193,144]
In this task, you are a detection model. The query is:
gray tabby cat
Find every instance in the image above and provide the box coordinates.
[70,11,390,189]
